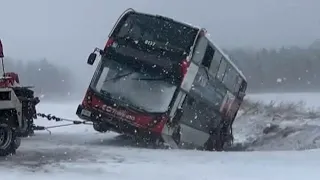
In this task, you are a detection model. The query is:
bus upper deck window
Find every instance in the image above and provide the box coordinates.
[202,44,215,68]
[239,81,247,93]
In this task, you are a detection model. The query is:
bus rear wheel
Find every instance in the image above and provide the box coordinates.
[204,127,225,151]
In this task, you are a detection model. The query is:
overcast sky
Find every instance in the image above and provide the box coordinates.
[0,0,319,66]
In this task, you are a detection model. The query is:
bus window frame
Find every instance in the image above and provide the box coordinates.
[233,75,242,94]
[190,35,208,66]
[214,56,246,97]
[223,64,238,94]
[216,57,227,81]
[208,50,222,77]
[201,43,215,69]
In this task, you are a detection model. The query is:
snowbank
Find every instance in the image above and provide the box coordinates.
[234,97,320,151]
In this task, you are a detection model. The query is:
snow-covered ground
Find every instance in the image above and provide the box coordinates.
[2,93,320,179]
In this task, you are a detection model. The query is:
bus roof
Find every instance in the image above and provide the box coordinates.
[115,9,246,82]
[125,9,200,32]
[206,34,247,82]
[128,10,246,81]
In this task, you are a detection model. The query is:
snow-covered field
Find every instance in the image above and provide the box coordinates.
[2,92,320,179]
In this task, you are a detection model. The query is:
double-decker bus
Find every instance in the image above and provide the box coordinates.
[76,8,247,151]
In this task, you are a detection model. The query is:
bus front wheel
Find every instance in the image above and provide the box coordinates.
[93,122,109,133]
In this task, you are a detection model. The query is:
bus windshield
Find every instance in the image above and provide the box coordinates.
[114,13,198,54]
[90,58,178,113]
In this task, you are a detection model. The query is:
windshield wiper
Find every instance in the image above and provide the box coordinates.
[104,71,134,82]
[122,100,148,113]
[100,90,148,113]
[115,96,148,113]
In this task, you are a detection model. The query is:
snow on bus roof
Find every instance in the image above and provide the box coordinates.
[206,34,247,81]
[133,10,200,31]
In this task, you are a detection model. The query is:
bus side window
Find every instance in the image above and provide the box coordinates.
[234,75,242,93]
[238,80,247,98]
[201,44,215,68]
[239,80,247,93]
[192,36,207,65]
[209,51,222,77]
[223,65,237,92]
[217,58,227,81]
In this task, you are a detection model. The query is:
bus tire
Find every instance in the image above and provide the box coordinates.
[0,124,18,156]
[93,122,109,133]
[203,138,214,151]
[222,124,234,148]
[204,127,224,151]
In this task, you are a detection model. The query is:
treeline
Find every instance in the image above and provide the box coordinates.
[3,40,320,97]
[2,58,74,98]
[227,40,320,93]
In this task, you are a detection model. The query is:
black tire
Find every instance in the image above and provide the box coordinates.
[203,137,214,151]
[93,122,109,133]
[203,127,224,151]
[222,125,234,148]
[152,137,165,149]
[0,124,19,156]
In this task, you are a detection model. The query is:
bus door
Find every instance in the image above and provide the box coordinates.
[161,54,201,148]
[162,31,208,148]
[178,35,216,147]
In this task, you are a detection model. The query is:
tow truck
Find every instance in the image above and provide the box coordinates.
[0,39,40,156]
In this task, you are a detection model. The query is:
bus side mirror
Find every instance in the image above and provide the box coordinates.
[87,53,97,65]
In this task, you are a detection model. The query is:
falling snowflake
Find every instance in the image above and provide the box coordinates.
[276,78,282,83]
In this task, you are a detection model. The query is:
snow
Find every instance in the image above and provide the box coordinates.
[2,93,320,179]
[277,78,282,83]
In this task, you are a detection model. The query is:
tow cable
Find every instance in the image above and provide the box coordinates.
[32,113,93,134]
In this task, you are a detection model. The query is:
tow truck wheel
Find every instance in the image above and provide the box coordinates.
[0,124,18,156]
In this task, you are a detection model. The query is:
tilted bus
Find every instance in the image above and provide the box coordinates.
[76,8,247,151]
